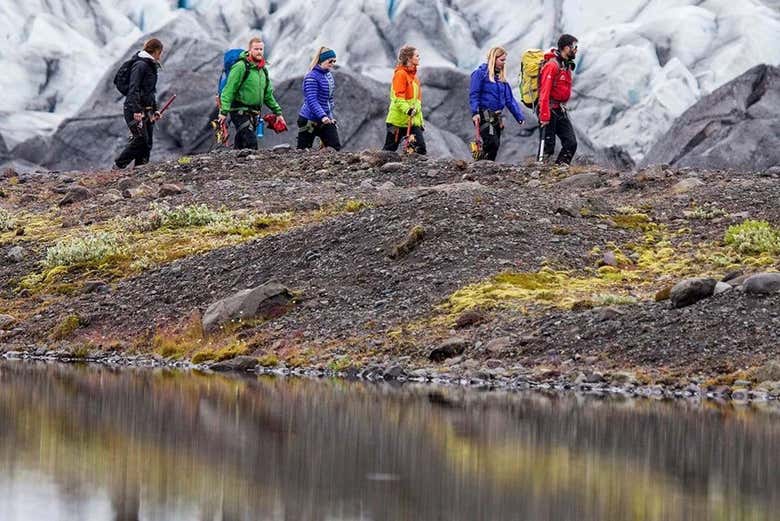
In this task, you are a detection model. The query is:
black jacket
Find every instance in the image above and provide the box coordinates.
[125,53,159,113]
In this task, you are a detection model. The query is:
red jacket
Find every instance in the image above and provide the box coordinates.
[538,49,573,124]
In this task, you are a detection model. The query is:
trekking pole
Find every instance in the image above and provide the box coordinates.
[537,125,546,163]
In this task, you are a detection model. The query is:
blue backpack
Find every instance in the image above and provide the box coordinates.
[217,48,268,98]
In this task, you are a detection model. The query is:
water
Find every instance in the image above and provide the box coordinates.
[0,362,778,521]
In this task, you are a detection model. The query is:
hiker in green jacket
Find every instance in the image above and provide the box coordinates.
[218,37,285,150]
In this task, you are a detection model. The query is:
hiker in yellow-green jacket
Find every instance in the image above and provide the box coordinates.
[383,45,426,155]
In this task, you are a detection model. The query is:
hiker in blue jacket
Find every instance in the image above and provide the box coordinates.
[297,47,341,150]
[469,46,525,161]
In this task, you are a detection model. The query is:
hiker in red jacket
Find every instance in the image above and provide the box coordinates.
[538,34,578,165]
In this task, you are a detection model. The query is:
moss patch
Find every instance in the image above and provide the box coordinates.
[50,314,83,341]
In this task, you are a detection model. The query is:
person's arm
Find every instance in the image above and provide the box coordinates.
[538,61,556,125]
[390,70,414,116]
[303,74,327,121]
[505,82,525,124]
[469,69,482,116]
[219,61,246,115]
[263,71,283,115]
[126,61,145,114]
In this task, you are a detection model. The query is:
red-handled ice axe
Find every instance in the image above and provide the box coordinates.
[159,94,176,115]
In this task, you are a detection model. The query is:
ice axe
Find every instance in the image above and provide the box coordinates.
[469,120,484,161]
[210,118,230,146]
[401,115,416,155]
[158,94,177,115]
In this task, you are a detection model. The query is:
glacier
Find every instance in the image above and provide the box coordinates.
[1,0,778,163]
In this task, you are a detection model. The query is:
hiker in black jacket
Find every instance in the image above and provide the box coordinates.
[115,38,163,169]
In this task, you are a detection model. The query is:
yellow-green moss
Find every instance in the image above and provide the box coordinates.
[177,156,192,165]
[258,353,280,367]
[50,314,82,341]
[611,213,651,230]
[342,199,369,213]
[327,355,354,372]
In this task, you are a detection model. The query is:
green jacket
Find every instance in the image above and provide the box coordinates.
[219,52,282,115]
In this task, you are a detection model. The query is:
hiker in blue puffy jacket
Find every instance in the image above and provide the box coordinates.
[469,46,525,161]
[297,47,341,150]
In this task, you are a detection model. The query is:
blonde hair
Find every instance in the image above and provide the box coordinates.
[248,37,263,49]
[309,46,332,71]
[487,47,507,83]
[397,45,417,67]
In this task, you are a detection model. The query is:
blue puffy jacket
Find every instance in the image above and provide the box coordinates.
[469,63,524,123]
[299,65,335,121]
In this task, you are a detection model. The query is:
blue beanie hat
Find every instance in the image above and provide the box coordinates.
[318,49,336,63]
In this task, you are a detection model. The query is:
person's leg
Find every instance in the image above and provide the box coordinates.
[481,120,502,161]
[115,110,146,168]
[137,120,154,166]
[319,122,341,151]
[231,113,257,150]
[411,126,426,155]
[296,117,316,149]
[542,109,558,161]
[555,113,577,165]
[383,124,401,151]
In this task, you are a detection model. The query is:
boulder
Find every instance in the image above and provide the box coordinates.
[0,314,16,330]
[670,277,717,308]
[754,360,780,383]
[485,337,512,356]
[380,162,404,173]
[6,246,25,263]
[429,337,470,362]
[58,186,92,206]
[158,183,183,197]
[202,281,292,333]
[671,177,704,194]
[713,282,732,295]
[743,273,780,294]
[210,356,259,372]
[555,172,603,189]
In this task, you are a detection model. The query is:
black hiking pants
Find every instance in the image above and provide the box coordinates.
[230,112,259,150]
[479,110,503,161]
[296,117,342,150]
[541,107,577,164]
[383,124,427,155]
[115,109,154,168]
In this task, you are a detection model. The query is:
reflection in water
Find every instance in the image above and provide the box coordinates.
[0,361,778,521]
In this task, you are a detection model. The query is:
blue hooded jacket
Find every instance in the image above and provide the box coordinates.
[299,65,335,121]
[469,63,524,123]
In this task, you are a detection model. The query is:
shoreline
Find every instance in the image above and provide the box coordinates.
[3,349,778,405]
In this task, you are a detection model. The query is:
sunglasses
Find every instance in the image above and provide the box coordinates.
[327,58,337,64]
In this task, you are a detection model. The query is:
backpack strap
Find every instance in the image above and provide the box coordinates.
[235,61,270,110]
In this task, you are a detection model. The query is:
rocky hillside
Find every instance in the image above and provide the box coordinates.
[642,65,780,171]
[2,149,780,393]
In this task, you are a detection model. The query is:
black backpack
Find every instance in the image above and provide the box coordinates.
[114,55,140,96]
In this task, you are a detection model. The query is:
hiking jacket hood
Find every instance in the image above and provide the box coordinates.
[386,65,423,128]
[299,65,335,121]
[125,51,160,113]
[469,63,524,123]
[219,51,282,115]
[538,49,574,124]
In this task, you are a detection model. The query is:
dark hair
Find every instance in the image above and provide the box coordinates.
[143,38,164,55]
[558,34,578,50]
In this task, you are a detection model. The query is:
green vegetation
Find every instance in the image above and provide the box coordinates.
[0,207,16,231]
[50,314,82,341]
[177,156,192,165]
[42,232,123,269]
[724,220,780,255]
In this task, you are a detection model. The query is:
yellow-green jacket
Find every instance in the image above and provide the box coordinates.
[386,65,423,127]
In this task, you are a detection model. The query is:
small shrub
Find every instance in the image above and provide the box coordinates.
[327,356,353,372]
[591,293,638,306]
[724,220,780,255]
[43,232,123,268]
[0,207,16,231]
[687,204,728,220]
[177,156,192,165]
[50,314,82,340]
[343,199,369,213]
[258,353,279,367]
[155,203,231,229]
